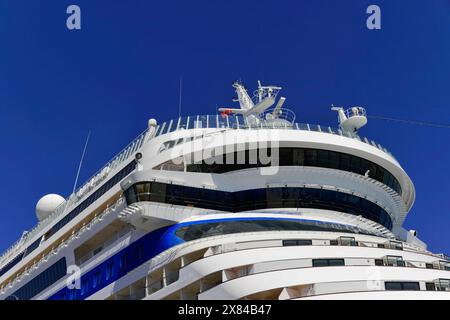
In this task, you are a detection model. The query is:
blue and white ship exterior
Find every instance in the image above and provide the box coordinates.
[0,81,449,300]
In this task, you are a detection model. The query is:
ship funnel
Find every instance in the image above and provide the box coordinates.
[331,106,367,133]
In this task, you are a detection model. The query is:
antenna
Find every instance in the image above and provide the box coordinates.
[72,131,91,195]
[368,115,450,129]
[178,76,183,118]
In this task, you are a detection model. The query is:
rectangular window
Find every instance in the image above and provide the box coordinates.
[304,149,317,166]
[339,154,350,171]
[312,259,344,267]
[81,279,88,295]
[385,282,402,291]
[125,187,137,204]
[328,259,345,266]
[350,156,362,174]
[401,282,420,291]
[150,182,167,202]
[317,150,329,167]
[360,159,369,174]
[312,259,329,267]
[396,260,406,267]
[436,279,450,291]
[385,282,420,291]
[328,151,340,169]
[375,259,384,266]
[385,255,404,267]
[425,282,436,291]
[292,149,304,166]
[388,241,403,250]
[338,237,357,246]
[6,257,67,300]
[282,240,298,246]
[282,239,312,246]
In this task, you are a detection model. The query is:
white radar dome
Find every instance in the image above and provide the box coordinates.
[148,118,157,126]
[36,194,66,221]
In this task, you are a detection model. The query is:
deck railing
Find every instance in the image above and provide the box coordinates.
[0,129,148,269]
[153,113,394,158]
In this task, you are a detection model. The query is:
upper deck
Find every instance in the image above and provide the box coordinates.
[152,112,397,163]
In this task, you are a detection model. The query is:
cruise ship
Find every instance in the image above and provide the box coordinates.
[0,81,449,300]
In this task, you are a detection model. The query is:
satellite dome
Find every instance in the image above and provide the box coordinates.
[36,194,65,221]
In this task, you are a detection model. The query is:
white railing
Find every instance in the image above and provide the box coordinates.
[0,197,126,297]
[144,234,450,299]
[344,107,366,118]
[77,228,132,266]
[153,114,394,158]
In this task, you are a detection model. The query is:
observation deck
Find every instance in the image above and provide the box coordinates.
[151,112,395,160]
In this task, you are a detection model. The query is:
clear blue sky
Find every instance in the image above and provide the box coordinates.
[0,0,449,254]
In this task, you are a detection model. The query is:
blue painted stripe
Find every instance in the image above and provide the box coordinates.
[46,216,365,300]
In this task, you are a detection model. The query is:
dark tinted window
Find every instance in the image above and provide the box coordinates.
[312,259,345,267]
[282,239,312,246]
[385,282,402,291]
[402,282,420,291]
[425,282,436,291]
[125,183,393,229]
[183,147,402,195]
[385,282,420,291]
[5,258,67,300]
[328,259,345,266]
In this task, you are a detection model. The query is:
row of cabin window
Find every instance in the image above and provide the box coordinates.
[59,244,144,300]
[6,258,66,300]
[0,161,137,280]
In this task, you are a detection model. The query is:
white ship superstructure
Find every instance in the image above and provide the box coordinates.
[0,81,449,300]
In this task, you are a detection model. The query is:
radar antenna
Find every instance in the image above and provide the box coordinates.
[218,80,283,119]
[331,105,367,133]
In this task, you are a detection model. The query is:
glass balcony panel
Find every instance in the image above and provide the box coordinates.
[338,237,357,246]
[435,279,450,291]
[298,123,309,130]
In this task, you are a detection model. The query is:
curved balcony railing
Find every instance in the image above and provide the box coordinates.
[0,129,149,270]
[345,107,366,118]
[153,114,394,158]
